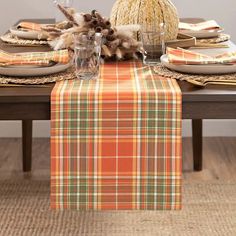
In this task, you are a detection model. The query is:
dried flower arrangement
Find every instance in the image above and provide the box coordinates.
[44,4,141,59]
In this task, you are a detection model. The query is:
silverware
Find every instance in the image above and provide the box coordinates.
[187,79,236,87]
[190,43,229,49]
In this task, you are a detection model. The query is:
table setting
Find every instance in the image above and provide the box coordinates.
[0,4,235,86]
[1,0,236,211]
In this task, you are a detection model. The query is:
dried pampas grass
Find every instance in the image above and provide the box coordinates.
[46,4,141,59]
[116,25,140,38]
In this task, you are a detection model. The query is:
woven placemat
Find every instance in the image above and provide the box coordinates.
[154,64,236,87]
[197,33,230,44]
[0,67,76,85]
[0,33,48,47]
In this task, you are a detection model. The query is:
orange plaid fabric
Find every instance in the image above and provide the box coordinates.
[167,47,236,65]
[179,20,221,31]
[51,61,182,210]
[0,49,69,66]
[18,22,42,31]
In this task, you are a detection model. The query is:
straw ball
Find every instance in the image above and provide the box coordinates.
[110,0,179,41]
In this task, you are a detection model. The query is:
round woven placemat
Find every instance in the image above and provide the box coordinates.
[0,67,76,85]
[154,64,236,87]
[0,33,48,47]
[197,33,230,44]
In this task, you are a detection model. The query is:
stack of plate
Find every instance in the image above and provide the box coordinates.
[0,23,72,77]
[161,41,236,75]
[160,21,236,75]
[179,20,224,39]
[179,29,223,39]
[160,54,236,75]
[10,26,48,40]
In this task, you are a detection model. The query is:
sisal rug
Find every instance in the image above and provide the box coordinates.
[0,180,235,236]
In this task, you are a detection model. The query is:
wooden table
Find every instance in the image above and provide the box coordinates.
[1,19,236,172]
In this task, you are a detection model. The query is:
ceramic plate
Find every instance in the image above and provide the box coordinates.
[161,54,236,75]
[0,63,71,77]
[179,29,223,39]
[10,26,48,40]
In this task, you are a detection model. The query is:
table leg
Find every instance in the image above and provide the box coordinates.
[192,119,203,171]
[22,120,33,172]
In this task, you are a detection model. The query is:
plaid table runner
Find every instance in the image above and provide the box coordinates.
[51,61,182,210]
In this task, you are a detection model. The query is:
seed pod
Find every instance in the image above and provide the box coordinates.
[91,10,97,17]
[102,44,112,57]
[109,28,116,35]
[95,27,102,33]
[83,14,92,22]
[89,19,98,27]
[116,48,123,59]
[95,12,103,22]
[105,21,111,28]
[106,35,115,41]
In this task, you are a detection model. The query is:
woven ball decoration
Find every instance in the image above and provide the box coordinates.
[110,0,179,41]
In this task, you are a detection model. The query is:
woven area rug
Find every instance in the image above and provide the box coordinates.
[0,180,235,236]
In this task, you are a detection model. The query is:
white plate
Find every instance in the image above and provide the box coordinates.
[179,29,223,39]
[161,54,236,75]
[0,63,71,77]
[10,26,48,40]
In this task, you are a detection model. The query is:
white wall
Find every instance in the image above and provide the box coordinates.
[0,0,236,137]
[1,0,236,39]
[172,0,236,41]
[0,0,115,35]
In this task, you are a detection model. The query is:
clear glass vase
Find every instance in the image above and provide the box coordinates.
[73,33,102,80]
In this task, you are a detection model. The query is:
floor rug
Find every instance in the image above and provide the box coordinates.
[0,180,235,236]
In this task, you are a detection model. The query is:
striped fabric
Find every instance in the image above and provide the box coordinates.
[167,47,236,65]
[51,61,182,210]
[0,49,69,66]
[18,22,42,31]
[179,20,220,31]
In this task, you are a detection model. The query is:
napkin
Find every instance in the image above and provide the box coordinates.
[179,20,221,31]
[0,49,70,67]
[17,22,43,31]
[167,47,236,65]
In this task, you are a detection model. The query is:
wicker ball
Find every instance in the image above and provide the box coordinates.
[110,0,179,41]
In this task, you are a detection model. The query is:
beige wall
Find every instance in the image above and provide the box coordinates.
[0,0,115,34]
[1,0,236,40]
[0,0,236,137]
